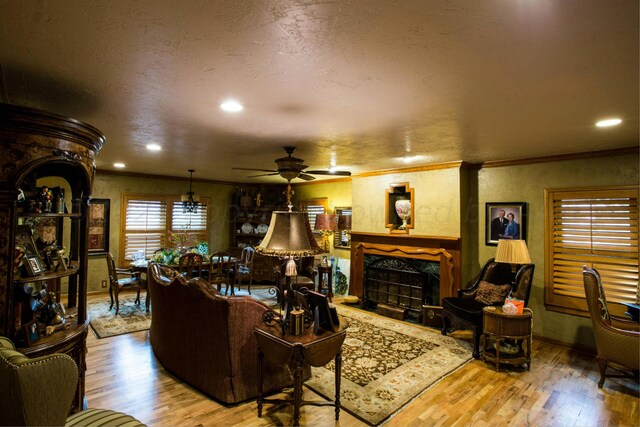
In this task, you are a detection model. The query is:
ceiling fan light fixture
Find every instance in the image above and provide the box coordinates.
[220,100,244,112]
[596,118,622,127]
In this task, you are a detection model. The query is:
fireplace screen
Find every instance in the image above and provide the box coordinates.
[364,255,440,319]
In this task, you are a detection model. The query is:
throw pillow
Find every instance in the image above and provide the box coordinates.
[475,280,511,305]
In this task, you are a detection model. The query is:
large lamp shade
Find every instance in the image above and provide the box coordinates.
[256,211,323,257]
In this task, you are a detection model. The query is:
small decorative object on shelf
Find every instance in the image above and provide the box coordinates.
[395,199,411,230]
[385,182,414,233]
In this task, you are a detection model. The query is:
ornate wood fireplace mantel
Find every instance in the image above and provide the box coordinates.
[349,232,462,304]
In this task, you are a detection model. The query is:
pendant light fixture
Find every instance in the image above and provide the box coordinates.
[181,169,200,213]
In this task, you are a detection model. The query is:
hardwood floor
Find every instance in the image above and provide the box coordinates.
[84,317,639,426]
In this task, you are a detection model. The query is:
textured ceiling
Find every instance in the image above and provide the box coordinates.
[0,0,638,183]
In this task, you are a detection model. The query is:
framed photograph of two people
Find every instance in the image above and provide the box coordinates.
[485,202,527,246]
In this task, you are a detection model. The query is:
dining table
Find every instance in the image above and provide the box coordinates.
[130,255,239,295]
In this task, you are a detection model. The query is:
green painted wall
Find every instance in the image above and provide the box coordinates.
[477,153,639,348]
[86,173,235,293]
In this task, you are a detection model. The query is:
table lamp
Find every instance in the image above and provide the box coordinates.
[314,213,338,253]
[494,239,531,284]
[256,197,323,333]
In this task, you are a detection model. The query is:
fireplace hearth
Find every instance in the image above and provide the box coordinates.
[364,255,440,320]
[349,233,461,313]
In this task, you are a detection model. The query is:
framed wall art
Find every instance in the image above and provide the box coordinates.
[88,198,110,256]
[485,202,527,246]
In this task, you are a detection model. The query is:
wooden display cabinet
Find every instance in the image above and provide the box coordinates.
[0,103,105,412]
[229,185,285,283]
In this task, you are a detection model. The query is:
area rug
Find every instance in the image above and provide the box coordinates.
[305,305,473,426]
[88,286,278,339]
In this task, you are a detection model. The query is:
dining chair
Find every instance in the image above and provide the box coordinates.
[235,246,256,294]
[106,252,149,315]
[209,251,235,295]
[178,252,204,278]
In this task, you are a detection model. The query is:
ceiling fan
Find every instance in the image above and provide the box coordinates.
[232,146,351,182]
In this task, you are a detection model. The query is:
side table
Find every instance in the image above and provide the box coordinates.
[317,265,333,301]
[254,319,348,425]
[481,306,532,371]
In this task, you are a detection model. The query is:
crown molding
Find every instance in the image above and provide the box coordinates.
[476,146,638,169]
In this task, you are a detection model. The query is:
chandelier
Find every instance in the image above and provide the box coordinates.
[181,169,200,213]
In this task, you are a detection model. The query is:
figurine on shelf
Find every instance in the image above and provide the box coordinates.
[55,188,66,213]
[40,186,53,213]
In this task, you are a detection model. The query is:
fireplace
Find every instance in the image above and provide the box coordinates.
[364,255,440,319]
[349,232,461,308]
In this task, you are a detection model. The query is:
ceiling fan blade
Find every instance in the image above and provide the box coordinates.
[248,172,280,178]
[297,173,316,181]
[231,167,278,173]
[305,170,352,176]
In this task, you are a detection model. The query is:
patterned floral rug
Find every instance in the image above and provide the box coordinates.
[305,304,473,426]
[88,285,278,339]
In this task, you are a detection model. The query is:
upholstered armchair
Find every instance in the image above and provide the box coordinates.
[582,266,639,387]
[274,256,317,297]
[0,336,145,426]
[441,258,535,359]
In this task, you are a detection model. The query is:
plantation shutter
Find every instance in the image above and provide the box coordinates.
[124,198,167,262]
[545,186,639,316]
[171,200,209,243]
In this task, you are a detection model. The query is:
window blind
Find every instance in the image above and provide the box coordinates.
[545,187,639,316]
[124,199,167,261]
[120,195,209,266]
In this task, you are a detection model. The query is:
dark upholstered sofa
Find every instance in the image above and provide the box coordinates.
[147,262,296,404]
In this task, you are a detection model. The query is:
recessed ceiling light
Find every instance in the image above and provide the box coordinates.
[146,143,162,151]
[113,162,125,168]
[596,118,622,127]
[220,100,244,112]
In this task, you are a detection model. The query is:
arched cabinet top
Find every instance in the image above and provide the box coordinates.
[0,103,105,194]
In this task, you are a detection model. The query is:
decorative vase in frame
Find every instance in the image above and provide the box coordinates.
[395,199,411,230]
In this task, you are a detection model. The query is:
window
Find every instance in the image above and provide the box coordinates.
[298,198,328,231]
[544,186,639,317]
[119,194,209,266]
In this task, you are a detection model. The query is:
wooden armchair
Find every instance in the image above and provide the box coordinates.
[274,256,317,300]
[583,266,639,387]
[107,252,149,315]
[235,246,256,294]
[441,258,535,358]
